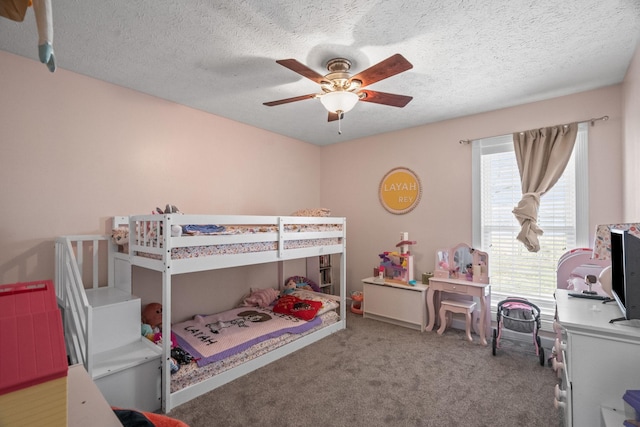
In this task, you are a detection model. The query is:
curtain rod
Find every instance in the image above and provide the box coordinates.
[458,115,609,145]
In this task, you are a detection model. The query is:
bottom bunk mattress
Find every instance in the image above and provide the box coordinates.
[170,292,340,393]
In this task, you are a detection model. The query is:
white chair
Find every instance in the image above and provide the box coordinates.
[437,299,477,342]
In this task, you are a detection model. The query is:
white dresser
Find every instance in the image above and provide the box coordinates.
[554,289,640,426]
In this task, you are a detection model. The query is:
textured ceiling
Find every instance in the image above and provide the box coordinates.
[1,0,639,146]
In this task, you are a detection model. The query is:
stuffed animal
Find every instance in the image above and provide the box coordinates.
[111,227,129,253]
[0,0,56,72]
[241,288,279,307]
[281,279,297,296]
[152,204,183,236]
[141,302,177,348]
[142,302,163,332]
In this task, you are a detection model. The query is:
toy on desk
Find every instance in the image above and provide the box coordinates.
[434,243,489,284]
[379,251,411,280]
[377,231,417,284]
[396,233,417,256]
[465,264,474,281]
[582,274,598,295]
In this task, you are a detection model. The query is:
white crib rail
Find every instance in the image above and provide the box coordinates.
[54,235,105,374]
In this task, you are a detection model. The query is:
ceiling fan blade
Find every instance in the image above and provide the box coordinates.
[276,59,328,84]
[263,94,317,107]
[359,90,413,107]
[350,54,413,87]
[327,111,344,122]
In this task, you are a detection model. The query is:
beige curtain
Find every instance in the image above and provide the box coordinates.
[512,123,578,252]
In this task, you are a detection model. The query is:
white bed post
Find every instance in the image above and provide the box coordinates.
[341,219,347,320]
[277,216,286,290]
[277,260,284,290]
[162,214,172,413]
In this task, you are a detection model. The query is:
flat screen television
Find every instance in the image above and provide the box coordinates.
[610,229,640,321]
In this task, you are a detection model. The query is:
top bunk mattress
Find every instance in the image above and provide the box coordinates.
[125,215,345,267]
[139,224,341,260]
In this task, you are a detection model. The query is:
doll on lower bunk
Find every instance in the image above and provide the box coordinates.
[141,302,164,340]
[280,279,297,296]
[141,302,188,373]
[282,276,322,294]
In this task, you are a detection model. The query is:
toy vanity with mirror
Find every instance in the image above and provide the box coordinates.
[434,243,489,284]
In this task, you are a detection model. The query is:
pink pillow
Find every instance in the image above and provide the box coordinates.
[242,288,279,308]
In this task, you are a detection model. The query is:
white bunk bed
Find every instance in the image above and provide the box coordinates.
[124,214,347,413]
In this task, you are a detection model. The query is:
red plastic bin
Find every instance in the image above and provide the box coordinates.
[0,280,68,395]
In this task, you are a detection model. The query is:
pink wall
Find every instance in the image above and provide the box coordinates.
[321,85,624,294]
[1,46,634,314]
[623,43,640,220]
[0,51,322,317]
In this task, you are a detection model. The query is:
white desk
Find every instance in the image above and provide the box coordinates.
[427,277,491,345]
[361,277,428,331]
[554,289,640,427]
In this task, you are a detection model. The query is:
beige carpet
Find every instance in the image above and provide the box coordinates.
[168,311,561,427]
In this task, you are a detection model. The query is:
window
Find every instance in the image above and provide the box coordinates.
[472,123,589,316]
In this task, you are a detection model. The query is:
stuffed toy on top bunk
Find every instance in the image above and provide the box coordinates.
[111,227,129,253]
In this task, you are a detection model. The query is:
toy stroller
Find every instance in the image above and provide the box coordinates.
[492,297,545,366]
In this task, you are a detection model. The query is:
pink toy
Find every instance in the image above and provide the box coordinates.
[152,331,178,348]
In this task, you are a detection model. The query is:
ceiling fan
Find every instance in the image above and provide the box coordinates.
[263,54,413,122]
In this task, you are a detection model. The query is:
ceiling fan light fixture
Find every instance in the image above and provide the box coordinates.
[320,91,359,114]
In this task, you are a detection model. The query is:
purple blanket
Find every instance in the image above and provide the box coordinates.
[172,306,320,367]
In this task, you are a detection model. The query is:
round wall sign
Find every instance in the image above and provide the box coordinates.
[379,167,422,214]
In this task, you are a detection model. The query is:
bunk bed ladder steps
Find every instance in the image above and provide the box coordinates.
[54,236,161,412]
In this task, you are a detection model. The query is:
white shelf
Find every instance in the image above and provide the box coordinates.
[307,254,333,294]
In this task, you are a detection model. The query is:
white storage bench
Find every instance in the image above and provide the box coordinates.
[361,277,428,331]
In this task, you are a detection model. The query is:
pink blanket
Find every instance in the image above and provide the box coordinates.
[172,306,320,367]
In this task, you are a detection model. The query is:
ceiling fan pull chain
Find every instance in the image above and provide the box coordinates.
[338,111,342,135]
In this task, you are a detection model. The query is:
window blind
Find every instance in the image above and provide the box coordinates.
[472,123,589,314]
